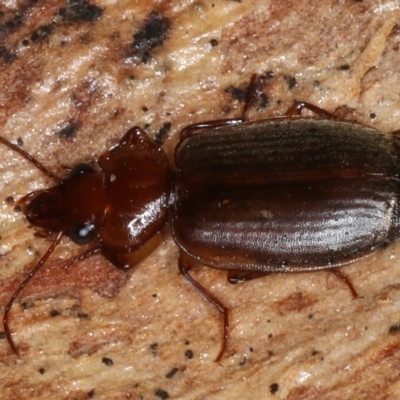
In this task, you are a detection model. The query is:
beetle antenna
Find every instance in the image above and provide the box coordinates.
[0,137,61,183]
[3,230,64,355]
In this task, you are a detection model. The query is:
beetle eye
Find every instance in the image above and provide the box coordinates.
[69,223,96,244]
[69,163,95,178]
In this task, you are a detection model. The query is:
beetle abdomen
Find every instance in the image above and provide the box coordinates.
[172,119,400,272]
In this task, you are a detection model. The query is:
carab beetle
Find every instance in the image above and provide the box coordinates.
[1,98,400,361]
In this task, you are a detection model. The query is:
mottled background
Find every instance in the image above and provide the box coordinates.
[0,1,400,399]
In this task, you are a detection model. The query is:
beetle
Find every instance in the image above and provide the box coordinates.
[1,97,400,361]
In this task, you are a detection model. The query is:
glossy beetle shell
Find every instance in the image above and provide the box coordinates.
[172,118,400,271]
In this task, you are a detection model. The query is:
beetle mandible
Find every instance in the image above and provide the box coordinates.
[1,88,400,361]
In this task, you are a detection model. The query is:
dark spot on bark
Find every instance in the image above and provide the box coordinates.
[389,323,400,334]
[50,309,60,317]
[30,24,55,42]
[21,301,34,310]
[0,46,16,63]
[270,383,279,394]
[155,389,169,399]
[77,312,89,319]
[131,11,170,63]
[88,389,95,398]
[286,76,297,89]
[5,196,14,204]
[370,112,376,119]
[102,357,114,365]
[0,10,24,38]
[339,64,350,71]
[57,120,79,138]
[154,122,171,144]
[210,38,218,46]
[0,332,6,339]
[185,349,194,359]
[38,368,45,374]
[165,367,178,379]
[17,137,23,146]
[59,0,104,23]
[151,342,158,356]
[225,85,247,102]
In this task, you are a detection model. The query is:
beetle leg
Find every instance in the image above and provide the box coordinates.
[3,230,64,355]
[329,269,358,298]
[178,252,229,362]
[286,101,335,119]
[227,270,273,284]
[61,247,102,270]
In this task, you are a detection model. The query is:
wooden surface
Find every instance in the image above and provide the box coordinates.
[1,1,400,399]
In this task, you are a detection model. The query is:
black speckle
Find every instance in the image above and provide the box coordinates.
[258,92,269,108]
[268,333,273,339]
[5,196,14,204]
[339,64,350,71]
[152,293,158,298]
[22,301,34,310]
[184,339,190,345]
[102,357,114,365]
[225,85,247,102]
[151,342,158,356]
[313,80,320,87]
[249,347,254,353]
[389,323,400,334]
[88,389,95,398]
[155,389,169,399]
[38,367,45,375]
[0,11,24,37]
[308,313,314,319]
[0,46,16,63]
[370,112,376,119]
[264,70,274,79]
[59,1,103,23]
[30,24,54,42]
[154,122,171,145]
[142,106,149,112]
[311,349,319,356]
[0,331,6,340]
[165,367,178,379]
[185,349,194,359]
[50,309,60,317]
[210,38,218,47]
[270,383,279,394]
[77,312,89,319]
[131,11,170,63]
[17,137,23,146]
[57,120,78,138]
[286,76,297,89]
[22,39,30,46]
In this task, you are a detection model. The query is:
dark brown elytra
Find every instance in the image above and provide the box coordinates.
[1,85,400,360]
